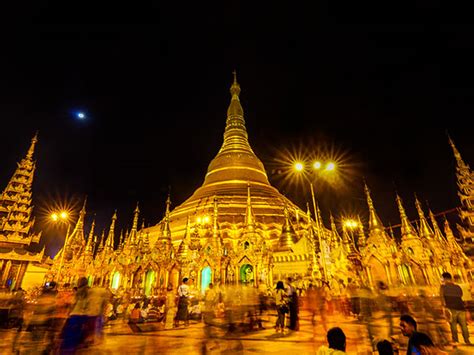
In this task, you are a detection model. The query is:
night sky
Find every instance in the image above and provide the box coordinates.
[1,2,473,256]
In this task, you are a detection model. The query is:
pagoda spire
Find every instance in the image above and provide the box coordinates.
[364,183,386,236]
[448,135,469,170]
[356,216,366,249]
[448,135,474,244]
[278,204,297,250]
[26,132,38,160]
[129,203,140,246]
[219,70,254,155]
[414,195,433,240]
[105,210,117,252]
[157,194,172,250]
[429,209,447,245]
[244,183,255,230]
[0,133,41,244]
[396,194,418,239]
[443,217,465,255]
[177,216,192,260]
[329,213,341,249]
[65,197,87,258]
[84,218,96,257]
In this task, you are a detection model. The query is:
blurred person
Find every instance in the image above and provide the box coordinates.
[399,314,434,355]
[28,281,59,352]
[453,274,473,323]
[59,277,92,353]
[203,283,218,337]
[275,281,288,333]
[306,283,318,325]
[129,302,143,323]
[83,285,111,345]
[440,272,471,345]
[146,300,164,322]
[410,331,448,355]
[376,339,395,355]
[286,277,299,330]
[316,326,346,354]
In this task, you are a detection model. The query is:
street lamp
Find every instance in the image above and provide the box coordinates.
[50,210,73,281]
[292,160,337,280]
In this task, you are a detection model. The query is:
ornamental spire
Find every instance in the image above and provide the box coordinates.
[244,183,255,229]
[105,210,117,251]
[129,203,140,245]
[429,209,446,245]
[356,216,366,249]
[414,195,433,240]
[396,194,418,239]
[329,213,341,249]
[219,70,251,154]
[448,134,469,169]
[26,132,38,160]
[157,194,172,250]
[84,219,96,256]
[278,204,298,250]
[364,183,386,236]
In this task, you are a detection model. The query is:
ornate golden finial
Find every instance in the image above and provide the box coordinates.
[364,182,385,234]
[414,194,433,239]
[230,70,241,97]
[278,203,297,250]
[396,194,417,239]
[85,219,95,255]
[26,132,39,160]
[245,182,255,228]
[429,209,446,244]
[330,213,341,248]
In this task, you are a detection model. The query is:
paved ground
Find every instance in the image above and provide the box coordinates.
[2,310,474,354]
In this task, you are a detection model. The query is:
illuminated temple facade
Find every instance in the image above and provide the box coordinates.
[0,134,44,289]
[48,75,472,296]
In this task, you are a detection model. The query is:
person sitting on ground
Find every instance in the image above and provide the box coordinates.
[316,326,347,354]
[129,303,143,323]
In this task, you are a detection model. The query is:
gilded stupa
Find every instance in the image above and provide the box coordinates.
[47,74,471,297]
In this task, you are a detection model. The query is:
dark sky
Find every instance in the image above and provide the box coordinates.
[1,2,473,256]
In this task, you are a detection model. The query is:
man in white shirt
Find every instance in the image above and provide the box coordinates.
[175,278,190,326]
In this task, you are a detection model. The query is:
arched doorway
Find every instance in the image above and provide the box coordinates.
[144,270,156,297]
[112,271,121,290]
[201,266,212,294]
[240,264,254,285]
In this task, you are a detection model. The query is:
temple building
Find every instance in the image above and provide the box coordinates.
[0,134,44,290]
[48,74,472,296]
[449,136,474,257]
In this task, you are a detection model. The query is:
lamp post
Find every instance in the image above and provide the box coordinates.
[293,160,336,281]
[50,211,72,281]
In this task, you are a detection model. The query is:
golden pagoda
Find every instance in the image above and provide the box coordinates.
[0,133,43,289]
[448,136,474,256]
[49,74,472,296]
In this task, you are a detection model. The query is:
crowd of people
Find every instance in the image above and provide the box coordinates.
[0,271,472,353]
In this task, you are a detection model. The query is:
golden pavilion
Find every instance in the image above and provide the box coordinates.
[47,74,473,296]
[0,134,44,290]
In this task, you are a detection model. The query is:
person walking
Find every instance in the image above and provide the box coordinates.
[286,277,299,330]
[440,272,471,345]
[275,281,288,333]
[175,277,190,327]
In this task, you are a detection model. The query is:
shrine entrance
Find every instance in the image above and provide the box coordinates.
[201,266,212,293]
[240,264,254,285]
